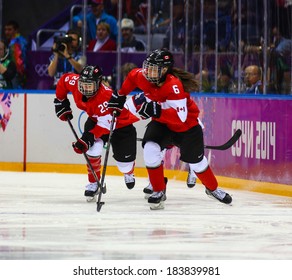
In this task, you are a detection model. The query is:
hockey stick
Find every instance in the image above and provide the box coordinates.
[67,119,105,195]
[205,129,242,150]
[136,129,242,151]
[96,111,117,212]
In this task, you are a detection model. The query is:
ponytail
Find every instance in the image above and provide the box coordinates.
[172,67,199,92]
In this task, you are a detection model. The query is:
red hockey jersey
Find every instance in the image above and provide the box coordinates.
[118,68,200,132]
[56,73,139,138]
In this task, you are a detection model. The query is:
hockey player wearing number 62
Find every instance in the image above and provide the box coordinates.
[108,48,232,210]
[54,65,139,202]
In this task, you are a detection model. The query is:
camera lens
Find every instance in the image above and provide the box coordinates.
[57,44,66,52]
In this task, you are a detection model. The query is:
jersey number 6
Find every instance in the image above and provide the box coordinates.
[173,85,180,94]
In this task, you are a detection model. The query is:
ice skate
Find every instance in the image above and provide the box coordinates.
[84,182,99,202]
[143,177,168,199]
[124,172,135,189]
[143,182,153,199]
[205,188,232,204]
[187,169,196,188]
[148,190,167,210]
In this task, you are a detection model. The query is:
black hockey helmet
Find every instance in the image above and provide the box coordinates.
[142,48,174,84]
[78,65,103,97]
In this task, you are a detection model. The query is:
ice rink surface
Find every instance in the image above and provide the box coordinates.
[0,171,292,260]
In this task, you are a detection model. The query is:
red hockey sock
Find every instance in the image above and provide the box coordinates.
[195,166,218,191]
[87,156,101,183]
[147,164,166,192]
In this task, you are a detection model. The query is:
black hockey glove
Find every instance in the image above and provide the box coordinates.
[107,91,126,116]
[72,131,94,154]
[138,101,161,120]
[54,98,73,121]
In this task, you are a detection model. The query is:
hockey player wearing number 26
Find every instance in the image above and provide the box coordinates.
[108,49,232,210]
[54,65,139,202]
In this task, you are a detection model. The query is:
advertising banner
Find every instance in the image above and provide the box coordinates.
[164,96,292,185]
[1,91,291,185]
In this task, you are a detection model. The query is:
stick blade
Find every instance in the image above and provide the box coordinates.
[234,128,242,138]
[220,128,242,150]
[96,201,105,212]
[205,129,242,150]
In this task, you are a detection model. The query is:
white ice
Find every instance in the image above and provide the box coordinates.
[0,171,292,260]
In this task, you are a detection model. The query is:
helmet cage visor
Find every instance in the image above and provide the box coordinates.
[142,60,163,84]
[78,79,98,97]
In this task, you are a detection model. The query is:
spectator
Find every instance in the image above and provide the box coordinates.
[120,18,146,52]
[217,54,237,93]
[133,1,149,34]
[162,0,197,52]
[202,0,233,51]
[121,62,137,81]
[105,0,140,23]
[162,0,185,51]
[241,40,263,72]
[103,62,138,90]
[269,26,292,94]
[87,22,116,51]
[119,62,138,89]
[73,0,118,42]
[0,40,17,89]
[212,65,234,93]
[47,29,86,89]
[151,0,169,30]
[243,65,263,94]
[232,0,264,46]
[194,70,212,92]
[3,20,27,88]
[134,0,169,34]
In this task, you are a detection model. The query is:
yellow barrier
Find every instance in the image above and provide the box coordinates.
[1,162,291,198]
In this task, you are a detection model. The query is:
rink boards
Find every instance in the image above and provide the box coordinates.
[0,91,291,197]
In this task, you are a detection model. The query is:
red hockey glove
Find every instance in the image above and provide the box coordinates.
[72,131,94,154]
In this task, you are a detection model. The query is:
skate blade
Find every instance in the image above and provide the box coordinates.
[150,201,165,210]
[86,195,97,202]
[96,201,105,212]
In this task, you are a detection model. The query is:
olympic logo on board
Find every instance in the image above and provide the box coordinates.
[34,64,49,77]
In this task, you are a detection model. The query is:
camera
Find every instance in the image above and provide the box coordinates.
[53,36,73,52]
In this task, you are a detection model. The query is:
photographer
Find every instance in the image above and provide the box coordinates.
[47,29,86,89]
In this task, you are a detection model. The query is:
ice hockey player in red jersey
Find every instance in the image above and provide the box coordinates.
[54,65,139,201]
[126,92,198,197]
[108,49,232,210]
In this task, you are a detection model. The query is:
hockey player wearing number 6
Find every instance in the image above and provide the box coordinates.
[54,65,139,201]
[108,48,232,210]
